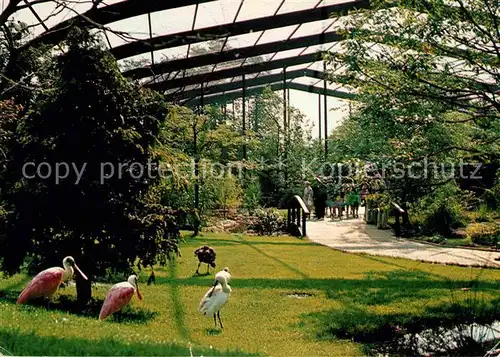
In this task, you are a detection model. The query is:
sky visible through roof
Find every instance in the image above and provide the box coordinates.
[6,0,354,137]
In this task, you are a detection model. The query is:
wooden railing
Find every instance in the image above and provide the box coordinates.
[286,195,310,237]
[392,202,409,237]
[365,201,409,236]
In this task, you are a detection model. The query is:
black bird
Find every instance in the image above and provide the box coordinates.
[194,245,216,275]
[147,270,155,285]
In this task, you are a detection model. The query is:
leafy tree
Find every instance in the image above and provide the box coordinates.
[245,87,315,207]
[0,29,179,304]
[325,0,500,210]
[212,172,243,215]
[159,104,245,229]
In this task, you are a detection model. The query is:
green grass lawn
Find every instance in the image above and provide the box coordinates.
[1,232,499,356]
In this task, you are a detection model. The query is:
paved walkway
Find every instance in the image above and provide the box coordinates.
[307,207,500,268]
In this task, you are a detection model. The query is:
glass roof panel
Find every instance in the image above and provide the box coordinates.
[292,76,321,86]
[10,9,40,38]
[150,5,196,37]
[194,0,242,29]
[255,24,299,44]
[97,0,127,7]
[118,52,152,71]
[225,30,265,49]
[277,0,321,14]
[189,39,227,57]
[238,0,281,21]
[41,1,92,29]
[286,63,314,72]
[153,44,190,62]
[106,14,150,48]
[306,61,326,71]
[272,47,307,61]
[291,19,333,38]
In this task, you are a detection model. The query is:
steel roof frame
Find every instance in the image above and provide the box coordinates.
[185,82,355,107]
[22,0,217,50]
[109,0,369,60]
[123,31,344,81]
[167,68,345,102]
[147,52,324,92]
[21,0,371,102]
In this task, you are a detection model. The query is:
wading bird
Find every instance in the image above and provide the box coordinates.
[99,275,142,320]
[194,245,216,275]
[17,256,88,305]
[199,267,231,329]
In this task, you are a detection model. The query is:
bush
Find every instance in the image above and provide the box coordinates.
[465,222,500,247]
[424,234,447,244]
[475,204,495,223]
[411,183,467,236]
[251,208,285,235]
[213,173,243,213]
[243,180,261,215]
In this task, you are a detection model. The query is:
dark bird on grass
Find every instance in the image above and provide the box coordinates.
[194,245,216,275]
[147,270,155,285]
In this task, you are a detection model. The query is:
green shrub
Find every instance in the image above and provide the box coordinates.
[424,234,447,244]
[243,180,261,215]
[213,172,243,212]
[465,222,500,247]
[411,183,467,236]
[475,204,495,223]
[251,208,285,235]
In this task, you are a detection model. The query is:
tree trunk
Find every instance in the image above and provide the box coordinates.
[76,272,92,306]
[75,253,92,306]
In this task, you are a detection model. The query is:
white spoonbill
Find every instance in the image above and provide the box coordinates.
[17,256,88,305]
[99,275,143,320]
[199,267,231,329]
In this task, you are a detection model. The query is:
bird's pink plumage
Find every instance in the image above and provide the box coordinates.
[17,268,64,304]
[98,285,134,320]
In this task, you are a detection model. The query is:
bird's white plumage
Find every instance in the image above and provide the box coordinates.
[214,268,231,283]
[199,283,231,316]
[199,268,232,319]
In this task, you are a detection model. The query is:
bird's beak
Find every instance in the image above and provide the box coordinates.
[74,264,88,280]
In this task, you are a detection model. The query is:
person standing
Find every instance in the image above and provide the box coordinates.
[313,176,328,220]
[303,181,314,217]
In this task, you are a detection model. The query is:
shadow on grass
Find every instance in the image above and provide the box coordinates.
[153,269,498,308]
[187,237,317,248]
[0,327,258,356]
[303,296,500,356]
[168,259,191,341]
[0,291,157,323]
[233,235,311,279]
[205,328,222,336]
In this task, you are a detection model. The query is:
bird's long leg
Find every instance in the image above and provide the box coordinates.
[213,313,217,328]
[206,263,210,274]
[195,261,201,275]
[217,311,223,329]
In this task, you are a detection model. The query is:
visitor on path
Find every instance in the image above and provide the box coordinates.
[303,180,314,217]
[313,176,328,220]
[325,178,337,218]
[346,184,361,218]
[360,184,368,206]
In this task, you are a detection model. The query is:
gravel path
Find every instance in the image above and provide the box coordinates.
[307,208,500,268]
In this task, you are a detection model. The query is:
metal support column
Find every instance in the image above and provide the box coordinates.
[323,61,328,161]
[318,93,322,140]
[283,67,288,183]
[147,12,154,67]
[242,74,247,161]
[194,82,203,214]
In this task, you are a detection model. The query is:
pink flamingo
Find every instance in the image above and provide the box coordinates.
[98,275,142,320]
[17,256,88,305]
